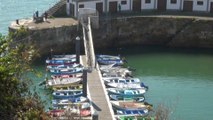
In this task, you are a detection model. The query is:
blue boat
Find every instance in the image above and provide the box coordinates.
[46,58,76,65]
[96,55,124,65]
[52,90,83,99]
[49,67,83,75]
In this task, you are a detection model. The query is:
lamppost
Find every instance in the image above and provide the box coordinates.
[75,36,80,63]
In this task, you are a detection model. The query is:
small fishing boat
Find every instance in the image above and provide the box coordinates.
[109,95,145,102]
[103,77,140,84]
[65,106,91,117]
[49,67,83,75]
[102,72,124,78]
[52,96,88,105]
[116,116,156,120]
[96,55,124,65]
[47,109,64,117]
[111,101,149,116]
[46,63,82,70]
[107,88,146,97]
[52,84,83,91]
[51,73,83,79]
[47,77,82,87]
[53,102,91,110]
[46,58,76,65]
[52,90,83,99]
[111,101,151,110]
[106,82,148,90]
[52,54,76,60]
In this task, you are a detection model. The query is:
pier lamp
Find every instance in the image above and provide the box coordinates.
[75,36,80,63]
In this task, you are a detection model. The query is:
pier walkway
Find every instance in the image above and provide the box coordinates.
[81,55,114,120]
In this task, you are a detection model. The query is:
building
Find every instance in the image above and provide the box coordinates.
[67,0,213,17]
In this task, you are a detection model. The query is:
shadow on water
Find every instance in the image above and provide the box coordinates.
[95,45,213,56]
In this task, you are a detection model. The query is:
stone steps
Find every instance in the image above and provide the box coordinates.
[44,0,66,16]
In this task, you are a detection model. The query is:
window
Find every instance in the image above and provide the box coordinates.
[197,1,203,5]
[79,4,84,8]
[170,0,177,4]
[145,0,151,4]
[121,1,127,5]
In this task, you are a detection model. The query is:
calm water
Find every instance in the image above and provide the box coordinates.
[1,1,213,119]
[117,47,213,120]
[33,47,213,119]
[0,0,59,35]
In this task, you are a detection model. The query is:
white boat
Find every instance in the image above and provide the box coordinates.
[47,77,82,87]
[51,73,83,79]
[52,54,76,60]
[46,63,82,70]
[107,88,146,97]
[106,82,148,90]
[96,55,124,65]
[52,96,88,105]
[103,77,140,84]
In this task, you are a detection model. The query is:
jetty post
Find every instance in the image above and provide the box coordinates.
[82,69,87,97]
[75,36,80,63]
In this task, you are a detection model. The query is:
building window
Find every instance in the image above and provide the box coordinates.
[170,0,177,4]
[197,1,203,5]
[79,4,84,8]
[145,0,151,4]
[121,1,127,5]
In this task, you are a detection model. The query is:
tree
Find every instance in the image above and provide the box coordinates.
[0,31,49,119]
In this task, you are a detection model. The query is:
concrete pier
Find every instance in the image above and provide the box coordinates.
[81,55,114,120]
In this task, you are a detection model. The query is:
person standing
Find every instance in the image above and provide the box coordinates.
[44,11,48,21]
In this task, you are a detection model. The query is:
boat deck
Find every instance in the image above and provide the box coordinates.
[81,55,114,120]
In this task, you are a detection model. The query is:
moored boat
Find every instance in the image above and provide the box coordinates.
[49,67,83,75]
[46,63,82,71]
[52,54,76,60]
[52,97,88,105]
[106,82,148,90]
[52,84,83,91]
[47,77,82,87]
[109,95,145,102]
[51,73,83,79]
[46,58,76,65]
[96,55,124,65]
[103,77,140,84]
[52,90,83,99]
[107,88,146,97]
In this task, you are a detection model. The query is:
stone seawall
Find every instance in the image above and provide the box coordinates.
[93,16,213,49]
[10,16,213,55]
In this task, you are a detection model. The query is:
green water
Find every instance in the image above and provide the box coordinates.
[32,47,213,119]
[116,47,213,120]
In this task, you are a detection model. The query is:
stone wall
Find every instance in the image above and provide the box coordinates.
[92,17,213,49]
[10,16,213,55]
[25,25,81,56]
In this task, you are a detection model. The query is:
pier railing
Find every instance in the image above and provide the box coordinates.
[79,8,99,70]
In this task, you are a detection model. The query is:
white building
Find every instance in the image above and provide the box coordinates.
[68,0,213,17]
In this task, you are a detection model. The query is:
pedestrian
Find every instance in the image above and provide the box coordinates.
[118,4,121,12]
[44,11,48,21]
[35,11,39,18]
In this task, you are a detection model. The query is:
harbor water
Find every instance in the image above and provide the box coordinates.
[1,1,213,119]
[0,0,59,35]
[115,47,213,120]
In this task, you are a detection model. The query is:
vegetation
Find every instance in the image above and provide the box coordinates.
[0,32,49,119]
